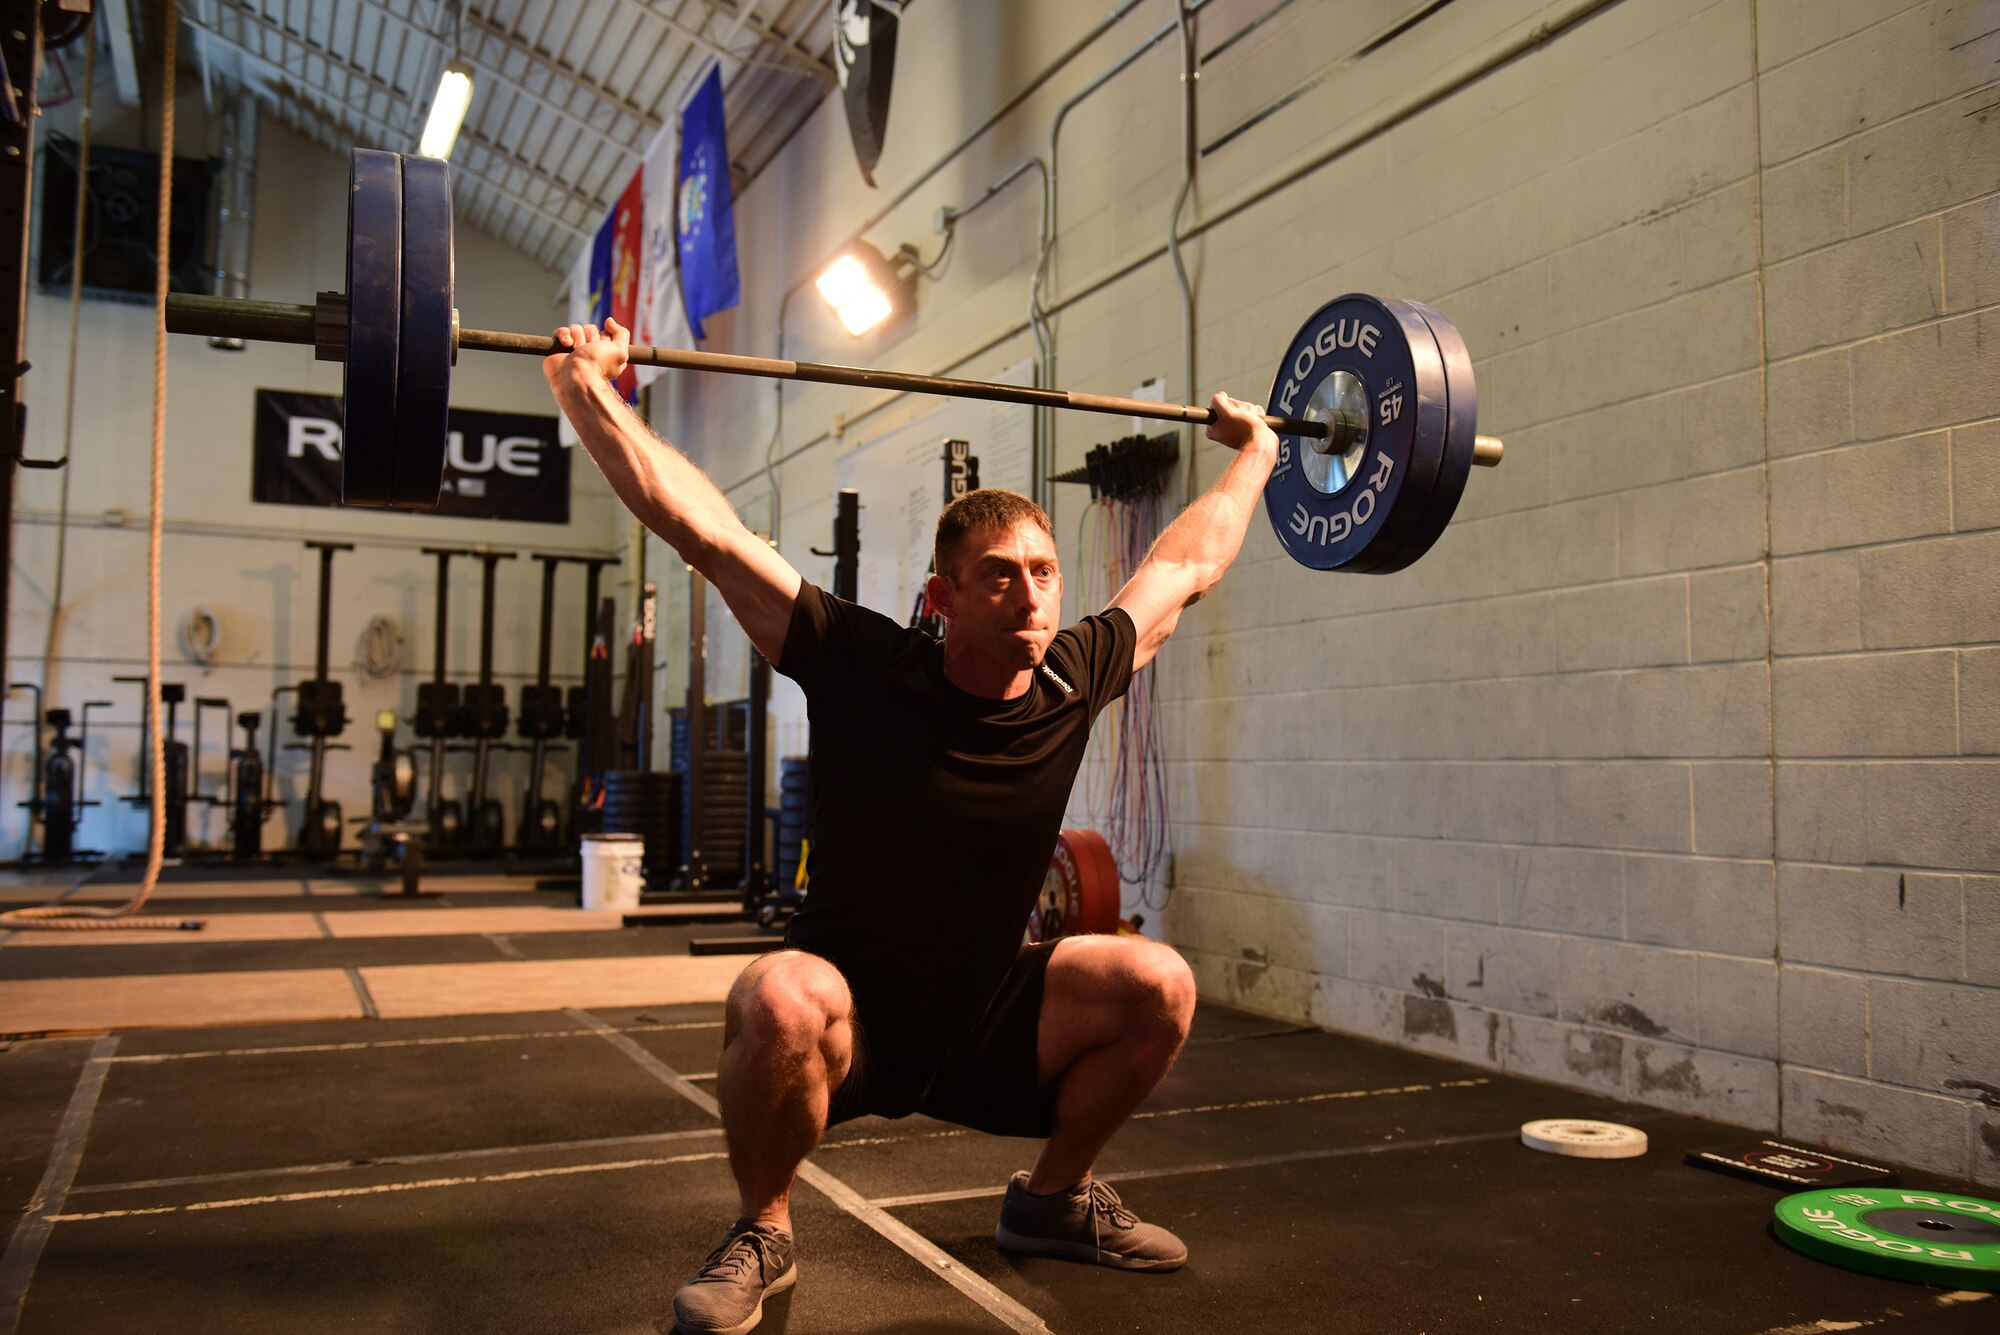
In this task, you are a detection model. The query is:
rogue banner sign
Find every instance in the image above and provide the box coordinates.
[253,389,568,524]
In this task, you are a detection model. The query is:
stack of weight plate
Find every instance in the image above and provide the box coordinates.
[667,705,753,889]
[719,700,751,750]
[774,757,808,892]
[698,750,748,887]
[668,703,749,764]
[669,707,690,774]
[598,770,682,885]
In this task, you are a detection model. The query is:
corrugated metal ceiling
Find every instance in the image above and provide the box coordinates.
[183,0,839,271]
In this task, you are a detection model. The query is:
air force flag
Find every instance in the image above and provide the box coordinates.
[677,66,740,341]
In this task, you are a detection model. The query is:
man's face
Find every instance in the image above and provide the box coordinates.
[931,520,1064,671]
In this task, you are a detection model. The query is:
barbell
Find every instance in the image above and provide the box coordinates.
[163,149,1503,573]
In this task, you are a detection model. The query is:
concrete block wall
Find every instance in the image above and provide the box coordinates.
[653,0,1996,1183]
[4,82,623,859]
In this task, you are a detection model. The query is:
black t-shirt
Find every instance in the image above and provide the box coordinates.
[776,580,1135,1067]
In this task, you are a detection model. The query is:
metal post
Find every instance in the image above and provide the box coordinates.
[420,547,461,820]
[683,568,707,893]
[535,556,557,686]
[0,3,39,764]
[745,634,770,911]
[634,580,656,769]
[468,551,514,843]
[305,541,350,680]
[833,490,859,602]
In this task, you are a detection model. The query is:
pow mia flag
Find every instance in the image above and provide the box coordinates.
[252,390,570,524]
[833,0,905,186]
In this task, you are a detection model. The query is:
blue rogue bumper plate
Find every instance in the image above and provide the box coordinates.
[393,153,454,510]
[1262,293,1471,572]
[341,149,404,508]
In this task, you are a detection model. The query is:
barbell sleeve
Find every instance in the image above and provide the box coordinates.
[165,294,318,346]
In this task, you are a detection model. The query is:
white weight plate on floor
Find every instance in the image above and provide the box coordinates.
[1521,1119,1649,1159]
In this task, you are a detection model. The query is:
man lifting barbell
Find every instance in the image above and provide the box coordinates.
[155,153,1501,1330]
[546,317,1283,1335]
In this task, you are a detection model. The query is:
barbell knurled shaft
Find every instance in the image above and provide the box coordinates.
[459,325,1332,439]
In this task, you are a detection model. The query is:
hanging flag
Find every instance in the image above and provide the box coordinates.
[587,167,645,403]
[559,243,593,445]
[677,65,740,341]
[833,0,904,186]
[634,121,684,388]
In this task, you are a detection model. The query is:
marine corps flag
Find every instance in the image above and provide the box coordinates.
[833,0,905,186]
[587,169,645,404]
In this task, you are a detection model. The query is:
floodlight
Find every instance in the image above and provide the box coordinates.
[814,241,912,336]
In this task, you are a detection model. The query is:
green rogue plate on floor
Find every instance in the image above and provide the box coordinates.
[1773,1188,2000,1291]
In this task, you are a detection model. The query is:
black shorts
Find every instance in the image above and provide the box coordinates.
[824,942,1059,1140]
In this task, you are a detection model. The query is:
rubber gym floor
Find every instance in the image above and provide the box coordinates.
[1,867,1991,1335]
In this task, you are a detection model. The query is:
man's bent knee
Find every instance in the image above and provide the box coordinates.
[725,950,855,1058]
[1125,941,1196,1040]
[1049,937,1196,1039]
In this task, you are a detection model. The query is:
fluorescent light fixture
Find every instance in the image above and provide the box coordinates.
[419,62,475,159]
[814,242,911,337]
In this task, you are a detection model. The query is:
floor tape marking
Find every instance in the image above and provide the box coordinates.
[70,1125,729,1197]
[571,1008,1052,1335]
[0,1035,119,1335]
[869,1129,1528,1209]
[46,1151,732,1223]
[568,1009,723,1117]
[485,933,526,960]
[1130,1076,1490,1121]
[97,1020,722,1064]
[343,967,380,1020]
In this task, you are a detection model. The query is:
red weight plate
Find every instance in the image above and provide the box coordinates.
[1027,828,1122,942]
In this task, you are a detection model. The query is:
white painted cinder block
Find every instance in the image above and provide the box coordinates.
[1783,1068,1973,1176]
[1954,420,2000,530]
[1559,937,1700,1044]
[1777,965,1869,1075]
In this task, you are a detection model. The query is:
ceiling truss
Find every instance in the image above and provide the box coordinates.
[182,0,839,272]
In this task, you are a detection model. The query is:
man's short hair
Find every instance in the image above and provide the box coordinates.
[933,489,1055,582]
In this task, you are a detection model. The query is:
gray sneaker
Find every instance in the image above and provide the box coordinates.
[672,1218,796,1335]
[994,1172,1187,1271]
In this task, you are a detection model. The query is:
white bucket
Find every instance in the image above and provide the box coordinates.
[580,834,647,911]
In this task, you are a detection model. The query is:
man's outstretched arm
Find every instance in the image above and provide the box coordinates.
[1107,393,1279,672]
[544,319,801,663]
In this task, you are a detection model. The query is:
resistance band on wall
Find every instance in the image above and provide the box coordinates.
[1074,490,1172,908]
